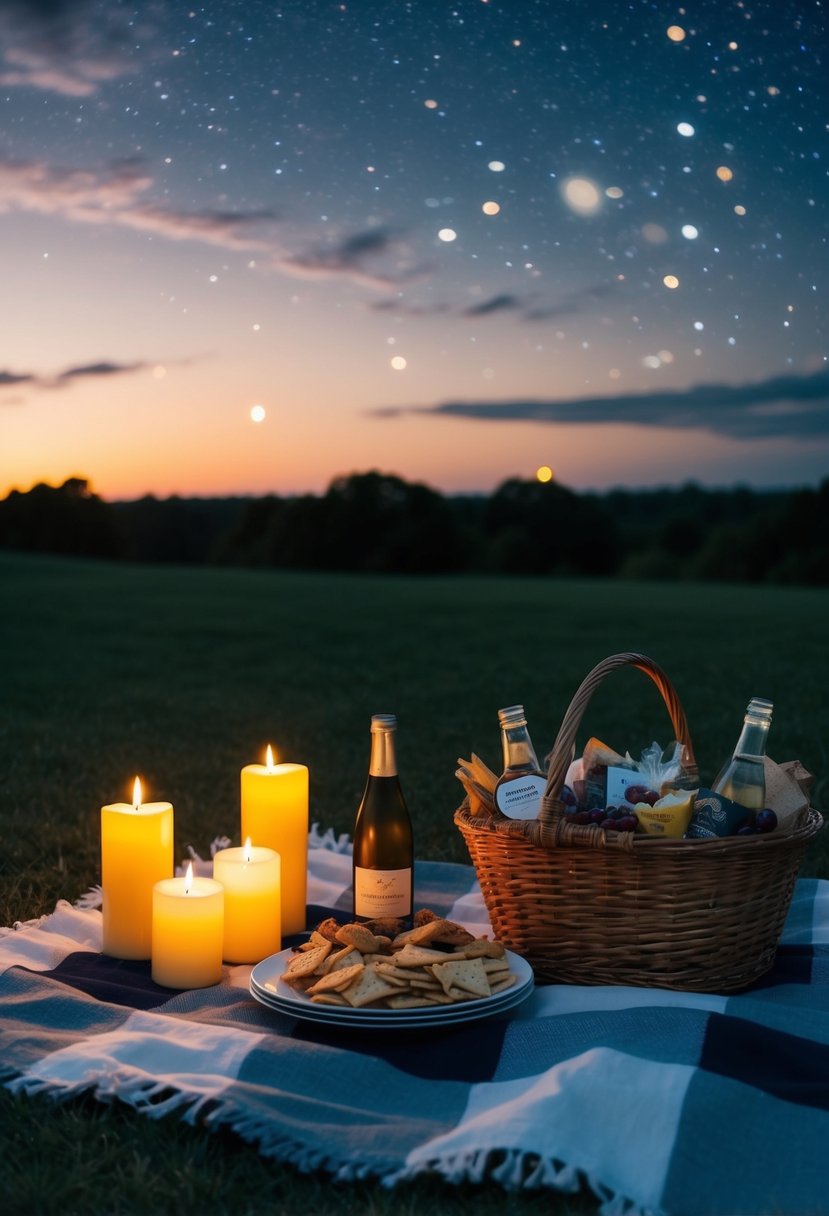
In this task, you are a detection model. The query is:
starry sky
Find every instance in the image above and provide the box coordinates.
[1,0,827,500]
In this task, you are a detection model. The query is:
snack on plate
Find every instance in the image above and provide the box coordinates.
[281,911,516,1009]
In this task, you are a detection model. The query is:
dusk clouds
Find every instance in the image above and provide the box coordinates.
[374,368,829,442]
[0,155,281,252]
[0,152,423,289]
[1,360,147,400]
[0,1,140,97]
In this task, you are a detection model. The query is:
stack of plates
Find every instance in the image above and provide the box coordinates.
[250,946,534,1029]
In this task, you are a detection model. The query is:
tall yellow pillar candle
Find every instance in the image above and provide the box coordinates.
[152,864,224,989]
[213,839,281,963]
[241,746,308,936]
[101,777,174,960]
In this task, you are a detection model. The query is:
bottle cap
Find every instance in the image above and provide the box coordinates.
[370,713,397,732]
[747,698,773,720]
[498,705,527,727]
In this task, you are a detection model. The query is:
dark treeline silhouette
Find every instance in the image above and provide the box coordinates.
[1,472,827,585]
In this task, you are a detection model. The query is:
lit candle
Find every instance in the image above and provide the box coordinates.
[101,777,174,960]
[241,745,308,935]
[213,837,281,963]
[152,863,224,989]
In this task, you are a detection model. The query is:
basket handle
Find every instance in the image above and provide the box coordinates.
[540,652,698,827]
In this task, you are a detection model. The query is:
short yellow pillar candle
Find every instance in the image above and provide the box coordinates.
[101,777,174,960]
[152,864,224,989]
[213,838,281,963]
[241,746,308,936]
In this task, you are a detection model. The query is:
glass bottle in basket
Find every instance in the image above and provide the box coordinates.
[494,705,547,820]
[712,697,773,810]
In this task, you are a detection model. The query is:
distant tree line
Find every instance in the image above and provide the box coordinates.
[1,471,827,586]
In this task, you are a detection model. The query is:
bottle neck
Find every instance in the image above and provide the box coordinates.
[501,722,541,774]
[369,729,399,777]
[732,717,771,761]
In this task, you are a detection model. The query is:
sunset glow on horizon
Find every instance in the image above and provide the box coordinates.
[1,1,827,503]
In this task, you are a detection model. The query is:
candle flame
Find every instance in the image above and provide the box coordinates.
[265,744,275,772]
[184,861,194,895]
[132,776,142,810]
[244,836,253,862]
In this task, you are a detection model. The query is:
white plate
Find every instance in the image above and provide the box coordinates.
[249,945,534,1029]
[250,968,532,1026]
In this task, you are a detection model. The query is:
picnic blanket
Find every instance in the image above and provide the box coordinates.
[2,827,828,1216]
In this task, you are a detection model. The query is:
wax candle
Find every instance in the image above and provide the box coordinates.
[213,838,281,963]
[241,745,308,935]
[152,863,224,989]
[101,777,174,960]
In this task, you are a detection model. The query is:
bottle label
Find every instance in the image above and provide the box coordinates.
[495,773,546,819]
[354,866,411,918]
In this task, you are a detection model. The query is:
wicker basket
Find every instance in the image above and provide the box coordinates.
[455,652,824,992]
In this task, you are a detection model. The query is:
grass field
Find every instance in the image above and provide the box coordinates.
[1,551,827,1215]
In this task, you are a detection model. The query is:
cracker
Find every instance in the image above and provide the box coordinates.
[285,942,331,976]
[306,962,364,995]
[455,938,506,960]
[286,910,519,1013]
[335,923,383,954]
[314,918,343,943]
[393,943,452,967]
[328,945,363,972]
[483,959,510,974]
[432,956,491,999]
[310,992,350,1006]
[341,965,403,1008]
[385,994,438,1009]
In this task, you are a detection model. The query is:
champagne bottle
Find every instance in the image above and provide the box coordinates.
[352,713,414,925]
[494,704,547,820]
[712,697,773,811]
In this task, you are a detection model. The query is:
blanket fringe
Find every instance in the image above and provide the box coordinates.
[4,1069,656,1214]
[387,1148,654,1216]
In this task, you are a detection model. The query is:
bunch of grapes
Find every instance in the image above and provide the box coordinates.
[559,783,648,833]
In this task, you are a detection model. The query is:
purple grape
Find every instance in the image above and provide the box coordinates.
[589,808,607,824]
[616,816,638,832]
[756,809,778,833]
[573,810,592,825]
[599,818,616,831]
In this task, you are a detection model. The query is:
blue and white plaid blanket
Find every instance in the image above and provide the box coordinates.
[2,830,828,1216]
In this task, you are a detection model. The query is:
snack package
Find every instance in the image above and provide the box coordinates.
[582,737,633,807]
[629,740,689,796]
[634,789,696,837]
[764,757,811,830]
[685,789,749,839]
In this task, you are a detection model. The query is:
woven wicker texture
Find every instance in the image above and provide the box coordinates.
[455,652,824,992]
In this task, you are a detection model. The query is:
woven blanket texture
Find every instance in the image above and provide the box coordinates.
[1,830,828,1216]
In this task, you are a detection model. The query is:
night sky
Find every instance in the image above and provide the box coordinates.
[1,0,827,499]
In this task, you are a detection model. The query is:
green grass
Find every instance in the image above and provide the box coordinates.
[1,551,827,1214]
